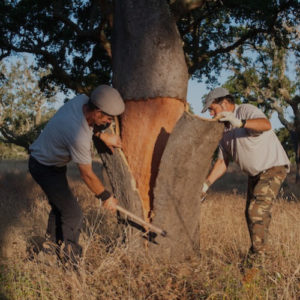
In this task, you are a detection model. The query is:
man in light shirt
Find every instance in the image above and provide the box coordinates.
[201,87,290,267]
[29,85,125,266]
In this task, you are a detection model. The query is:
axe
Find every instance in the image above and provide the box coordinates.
[116,204,167,237]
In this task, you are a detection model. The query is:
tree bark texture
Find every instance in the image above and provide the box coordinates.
[150,112,224,260]
[111,0,189,221]
[94,135,145,246]
[112,0,188,100]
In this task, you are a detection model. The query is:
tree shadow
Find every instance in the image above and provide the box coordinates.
[0,160,39,258]
[0,293,9,300]
[149,127,170,213]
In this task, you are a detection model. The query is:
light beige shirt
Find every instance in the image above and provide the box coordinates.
[30,95,93,166]
[218,104,290,176]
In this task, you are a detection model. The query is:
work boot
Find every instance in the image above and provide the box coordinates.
[241,250,266,272]
[59,242,82,272]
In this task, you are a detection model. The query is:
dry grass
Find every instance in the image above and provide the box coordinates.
[0,159,299,299]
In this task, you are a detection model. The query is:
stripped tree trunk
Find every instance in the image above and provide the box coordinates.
[112,0,188,221]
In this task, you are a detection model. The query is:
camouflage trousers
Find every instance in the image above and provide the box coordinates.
[246,165,287,254]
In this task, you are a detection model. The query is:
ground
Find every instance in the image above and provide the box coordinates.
[0,159,299,299]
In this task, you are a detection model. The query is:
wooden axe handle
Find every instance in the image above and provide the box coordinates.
[116,205,167,237]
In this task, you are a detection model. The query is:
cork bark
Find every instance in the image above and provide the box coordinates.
[149,112,224,259]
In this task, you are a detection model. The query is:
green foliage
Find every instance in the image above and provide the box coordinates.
[0,58,57,151]
[0,0,113,94]
[0,0,298,92]
[177,0,299,85]
[275,127,295,162]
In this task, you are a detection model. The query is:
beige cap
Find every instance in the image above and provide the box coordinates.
[202,87,230,113]
[90,85,125,116]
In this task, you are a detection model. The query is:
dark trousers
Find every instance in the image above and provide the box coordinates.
[28,156,83,260]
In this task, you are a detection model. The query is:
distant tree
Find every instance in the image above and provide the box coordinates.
[275,127,295,162]
[223,38,300,182]
[0,58,58,151]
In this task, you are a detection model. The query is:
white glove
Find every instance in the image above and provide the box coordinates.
[200,180,211,202]
[218,111,243,128]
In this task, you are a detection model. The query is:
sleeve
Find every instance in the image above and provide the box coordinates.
[69,135,92,165]
[240,104,268,136]
[241,104,267,120]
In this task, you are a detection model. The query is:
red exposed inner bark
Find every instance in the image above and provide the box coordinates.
[121,98,185,220]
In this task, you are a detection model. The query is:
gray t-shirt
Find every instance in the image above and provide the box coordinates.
[30,94,93,166]
[218,104,290,176]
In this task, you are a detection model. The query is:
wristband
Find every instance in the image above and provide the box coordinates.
[241,119,247,128]
[96,190,111,202]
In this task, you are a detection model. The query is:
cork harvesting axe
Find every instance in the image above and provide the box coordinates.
[116,204,167,237]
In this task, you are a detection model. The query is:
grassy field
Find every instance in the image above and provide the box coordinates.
[0,159,299,299]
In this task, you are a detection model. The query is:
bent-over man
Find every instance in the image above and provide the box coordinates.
[29,85,124,265]
[201,87,290,267]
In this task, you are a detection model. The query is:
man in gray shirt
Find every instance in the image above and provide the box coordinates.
[29,85,125,266]
[201,87,290,268]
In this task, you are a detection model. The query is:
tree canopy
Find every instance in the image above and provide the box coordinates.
[1,0,298,94]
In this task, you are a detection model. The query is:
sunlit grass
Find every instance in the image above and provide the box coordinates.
[0,160,299,299]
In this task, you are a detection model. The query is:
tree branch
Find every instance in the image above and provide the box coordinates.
[1,39,85,93]
[170,0,212,18]
[189,27,267,74]
[269,97,294,131]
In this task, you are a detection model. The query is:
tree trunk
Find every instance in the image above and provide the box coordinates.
[291,129,300,183]
[296,137,300,184]
[112,0,188,221]
[97,0,223,259]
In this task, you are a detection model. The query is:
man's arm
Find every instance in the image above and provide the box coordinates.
[200,158,228,201]
[78,163,105,194]
[206,158,228,185]
[78,163,117,211]
[242,118,271,132]
[94,131,122,153]
[218,112,271,131]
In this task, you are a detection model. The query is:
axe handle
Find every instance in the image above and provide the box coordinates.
[116,205,167,237]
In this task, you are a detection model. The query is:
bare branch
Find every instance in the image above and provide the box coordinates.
[170,0,209,11]
[189,28,267,74]
[269,97,294,131]
[1,40,85,93]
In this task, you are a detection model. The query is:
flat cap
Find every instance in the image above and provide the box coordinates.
[202,87,230,113]
[91,85,125,116]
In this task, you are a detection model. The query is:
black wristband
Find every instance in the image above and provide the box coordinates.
[96,190,111,202]
[241,119,247,128]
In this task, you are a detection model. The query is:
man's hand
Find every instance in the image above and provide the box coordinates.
[200,180,211,203]
[102,196,118,213]
[218,111,243,128]
[99,132,122,153]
